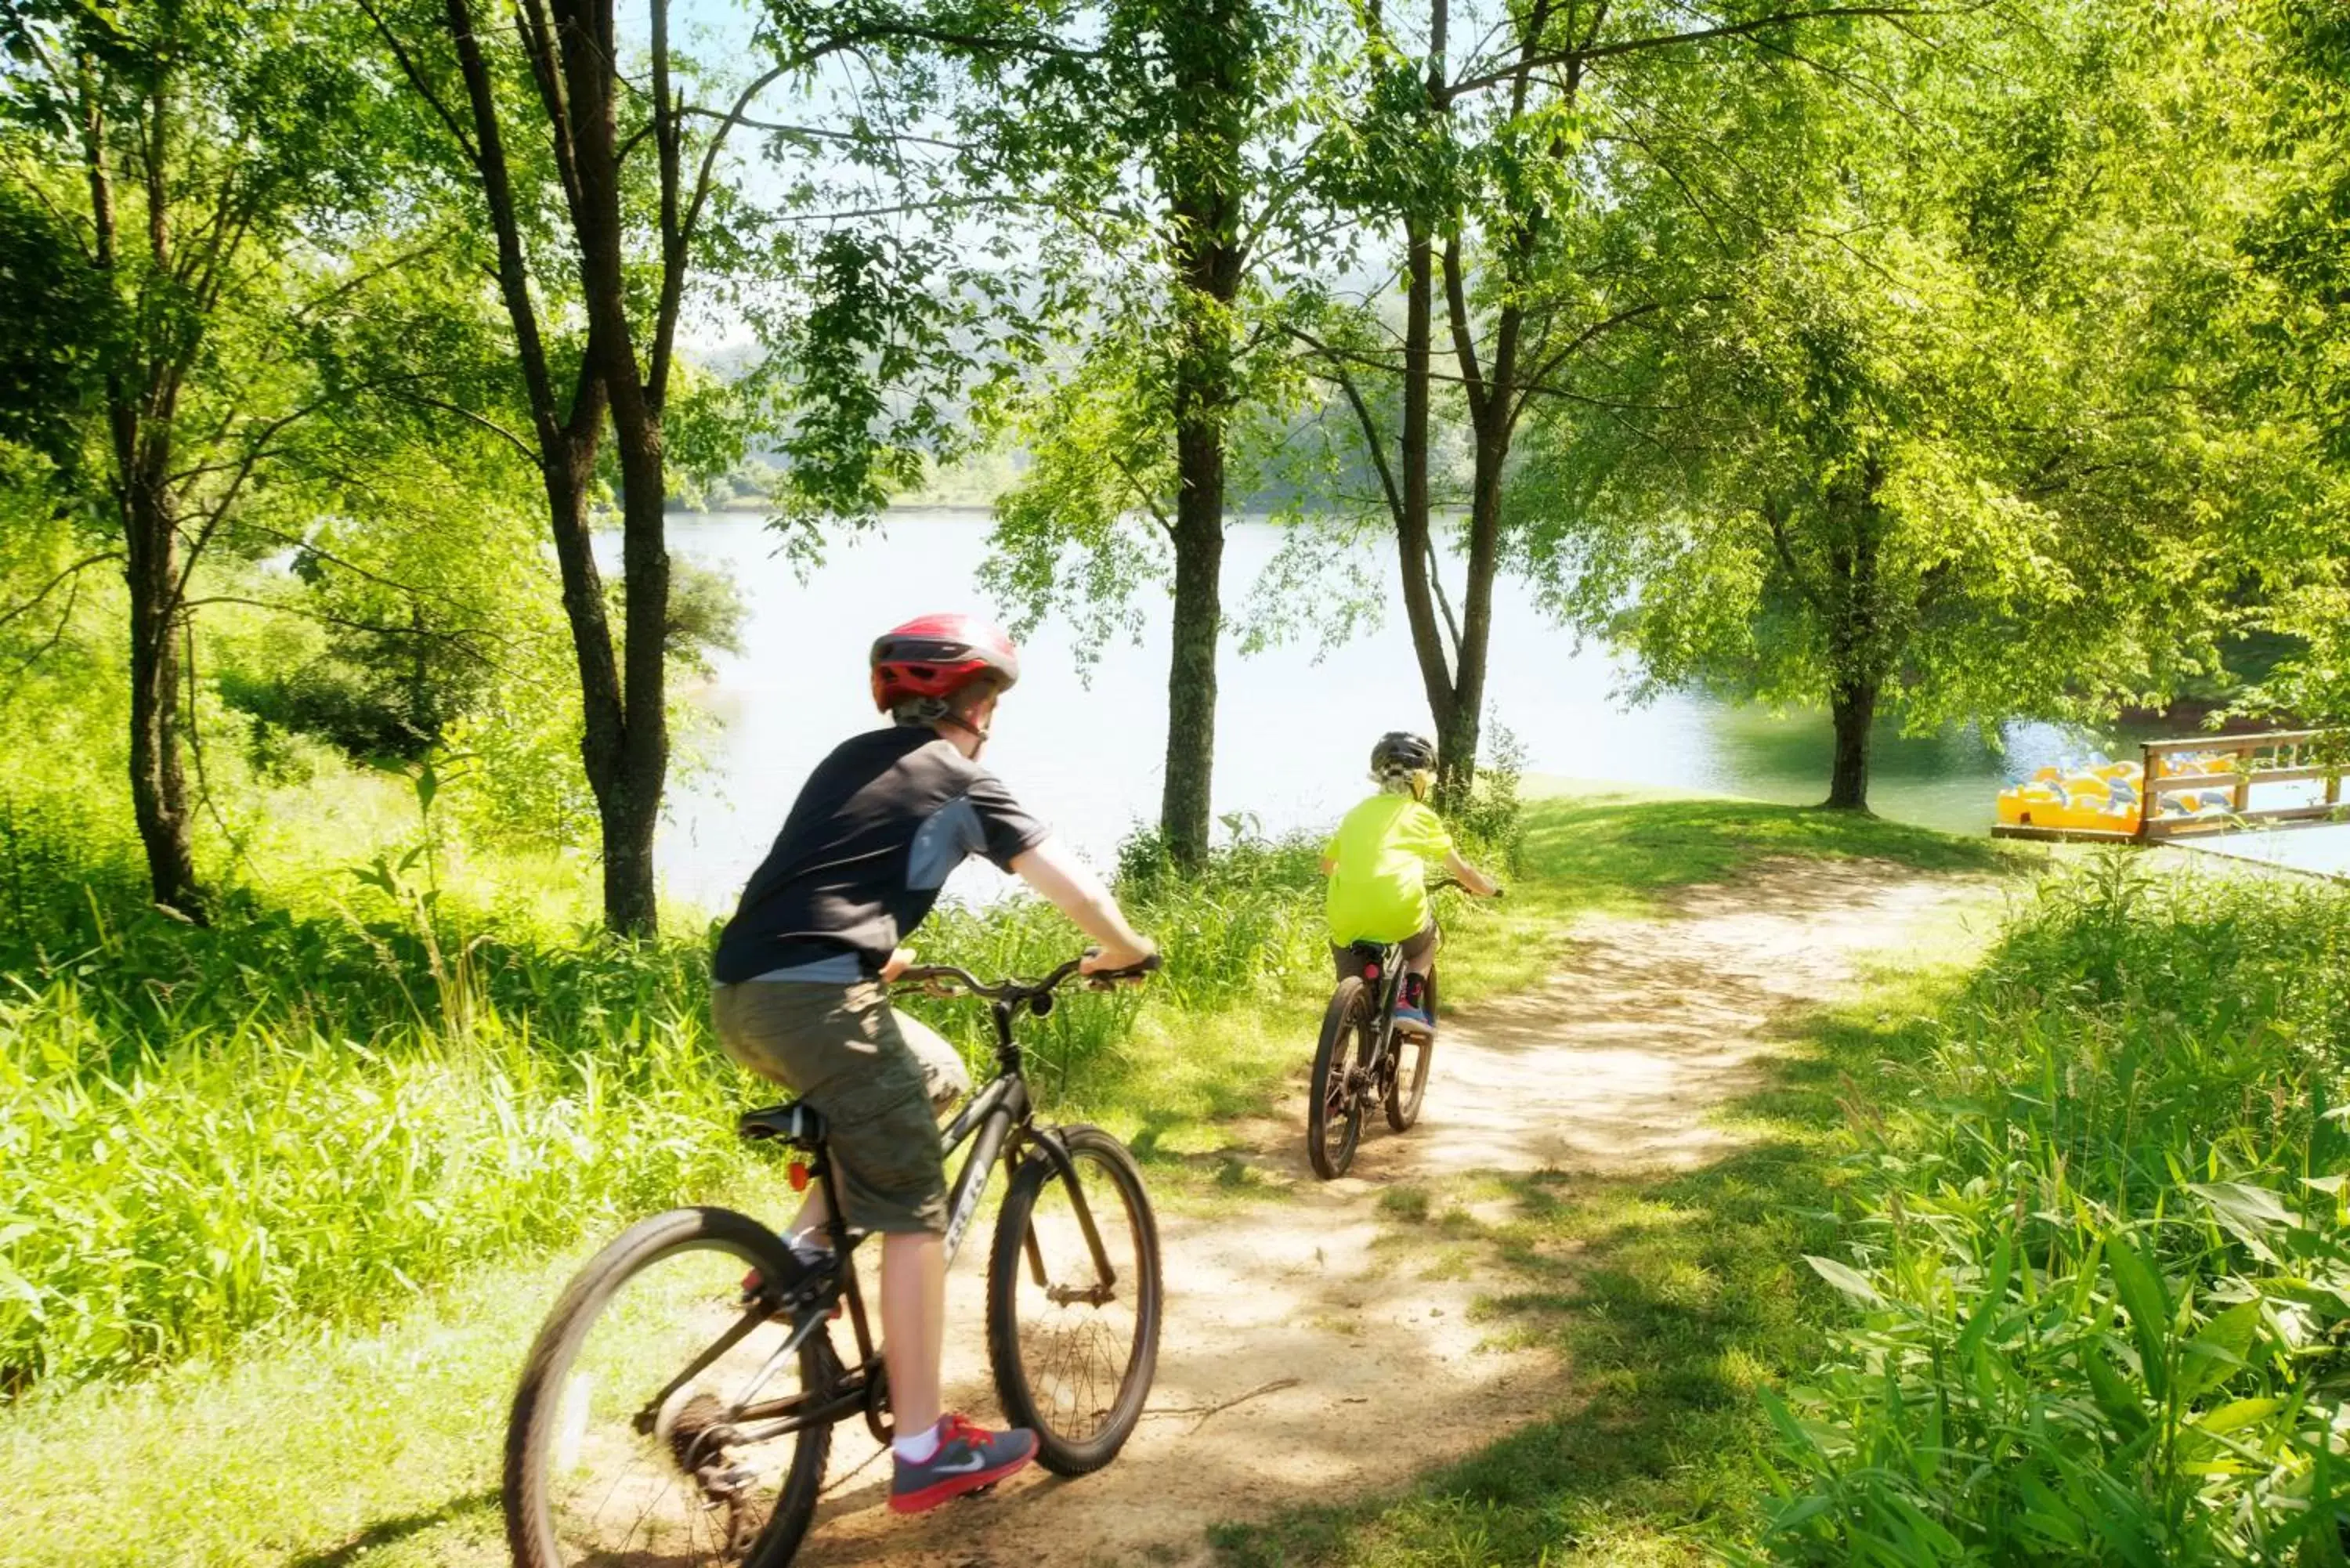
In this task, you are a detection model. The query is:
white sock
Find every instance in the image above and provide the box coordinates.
[893,1420,942,1465]
[786,1231,834,1266]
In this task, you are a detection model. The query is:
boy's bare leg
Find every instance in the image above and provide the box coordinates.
[785,1183,830,1242]
[880,1233,946,1437]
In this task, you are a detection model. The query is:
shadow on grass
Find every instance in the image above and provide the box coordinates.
[1209,971,1965,1566]
[284,1488,499,1568]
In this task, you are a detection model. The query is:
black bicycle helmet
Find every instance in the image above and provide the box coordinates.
[1370,731,1437,781]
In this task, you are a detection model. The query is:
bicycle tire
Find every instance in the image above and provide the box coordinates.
[505,1206,834,1568]
[1307,977,1370,1179]
[986,1125,1163,1476]
[1386,966,1436,1132]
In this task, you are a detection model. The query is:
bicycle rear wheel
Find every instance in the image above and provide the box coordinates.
[1307,977,1372,1179]
[504,1207,836,1568]
[986,1125,1162,1475]
[1386,966,1436,1132]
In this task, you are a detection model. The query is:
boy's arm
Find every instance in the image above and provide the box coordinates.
[1444,847,1500,898]
[1008,835,1157,971]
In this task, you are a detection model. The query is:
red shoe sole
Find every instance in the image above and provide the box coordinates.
[887,1449,1036,1514]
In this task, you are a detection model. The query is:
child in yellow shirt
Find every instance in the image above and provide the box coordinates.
[1320,732,1499,1036]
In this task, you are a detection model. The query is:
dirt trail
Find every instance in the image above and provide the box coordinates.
[794,858,1987,1568]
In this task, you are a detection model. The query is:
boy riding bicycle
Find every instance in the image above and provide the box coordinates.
[710,614,1155,1515]
[1321,732,1500,1038]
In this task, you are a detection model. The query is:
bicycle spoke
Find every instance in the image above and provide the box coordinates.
[1006,1154,1142,1443]
[529,1239,818,1567]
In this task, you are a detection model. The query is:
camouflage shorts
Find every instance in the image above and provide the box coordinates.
[710,979,972,1235]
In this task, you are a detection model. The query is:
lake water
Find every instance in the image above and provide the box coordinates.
[653,509,2106,909]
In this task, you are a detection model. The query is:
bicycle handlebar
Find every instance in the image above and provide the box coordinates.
[895,950,1162,1002]
[1430,876,1505,898]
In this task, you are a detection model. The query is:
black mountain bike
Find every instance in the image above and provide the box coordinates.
[1306,879,1497,1180]
[503,955,1165,1568]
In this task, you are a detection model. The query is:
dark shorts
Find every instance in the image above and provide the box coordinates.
[709,980,971,1235]
[1331,921,1440,978]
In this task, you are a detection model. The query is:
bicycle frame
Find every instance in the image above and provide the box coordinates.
[678,977,1124,1444]
[1342,938,1406,1086]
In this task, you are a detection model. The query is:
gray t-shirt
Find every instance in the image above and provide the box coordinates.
[712,728,1049,984]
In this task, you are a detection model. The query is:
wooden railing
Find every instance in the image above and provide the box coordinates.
[2138,728,2348,842]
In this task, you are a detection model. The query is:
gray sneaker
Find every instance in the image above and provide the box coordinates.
[888,1414,1038,1513]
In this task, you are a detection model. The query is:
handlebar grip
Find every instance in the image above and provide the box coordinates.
[1086,951,1162,983]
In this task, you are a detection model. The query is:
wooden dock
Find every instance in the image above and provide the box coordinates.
[2136,729,2347,842]
[1994,727,2348,850]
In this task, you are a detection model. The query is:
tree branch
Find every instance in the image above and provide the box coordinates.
[0,551,121,638]
[355,0,483,167]
[1285,323,1406,530]
[1445,3,1947,99]
[389,392,540,461]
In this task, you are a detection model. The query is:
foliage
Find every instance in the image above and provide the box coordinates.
[1513,9,2261,807]
[0,792,1327,1389]
[1765,856,2350,1564]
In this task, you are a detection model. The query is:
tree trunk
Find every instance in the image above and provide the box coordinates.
[1395,222,1459,750]
[1820,455,1887,813]
[123,477,201,915]
[1155,0,1251,869]
[440,0,663,935]
[85,74,201,917]
[1825,678,1876,811]
[1162,438,1223,865]
[597,400,671,937]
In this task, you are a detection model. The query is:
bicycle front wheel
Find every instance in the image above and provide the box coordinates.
[986,1125,1163,1475]
[504,1207,835,1568]
[1307,977,1372,1179]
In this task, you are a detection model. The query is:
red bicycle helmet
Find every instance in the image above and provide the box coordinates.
[870,613,1022,712]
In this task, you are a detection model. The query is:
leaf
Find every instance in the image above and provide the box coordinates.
[1804,1254,1883,1306]
[2083,1339,2149,1435]
[1955,1230,2013,1363]
[2192,1396,2285,1436]
[2189,1180,2300,1263]
[2177,1300,2261,1400]
[2104,1231,2171,1400]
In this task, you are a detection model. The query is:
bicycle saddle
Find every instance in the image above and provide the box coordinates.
[737,1102,826,1147]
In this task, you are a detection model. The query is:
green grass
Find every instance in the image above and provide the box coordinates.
[1209,919,1996,1568]
[0,776,2032,1566]
[1213,849,2350,1567]
[0,802,1332,1389]
[1762,856,2350,1566]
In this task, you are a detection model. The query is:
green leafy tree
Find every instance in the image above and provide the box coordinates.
[959,0,1317,867]
[2231,0,2350,735]
[0,0,409,914]
[360,0,1014,933]
[1517,9,2247,810]
[1295,0,1947,807]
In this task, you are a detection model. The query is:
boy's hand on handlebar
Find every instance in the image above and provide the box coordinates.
[879,946,916,983]
[1080,938,1159,978]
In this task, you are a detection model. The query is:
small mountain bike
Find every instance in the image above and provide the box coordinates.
[1306,879,1498,1180]
[503,954,1164,1568]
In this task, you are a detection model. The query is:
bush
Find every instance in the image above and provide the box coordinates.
[1451,723,1529,873]
[0,808,1337,1392]
[1764,854,2350,1564]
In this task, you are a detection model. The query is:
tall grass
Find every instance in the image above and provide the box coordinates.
[1765,855,2350,1565]
[0,793,1336,1393]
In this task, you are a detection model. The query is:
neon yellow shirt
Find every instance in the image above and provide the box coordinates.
[1323,793,1455,945]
